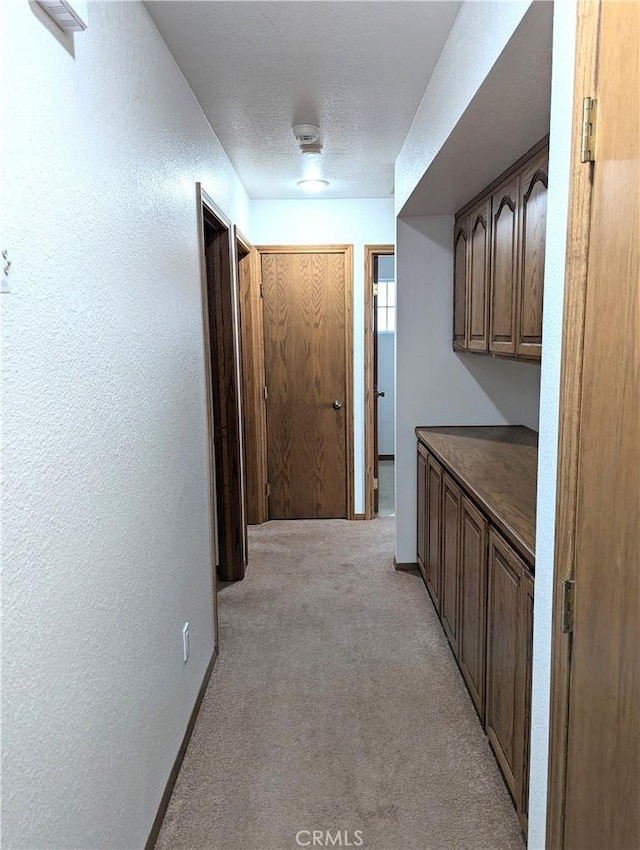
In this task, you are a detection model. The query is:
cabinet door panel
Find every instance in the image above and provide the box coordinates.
[490,176,519,355]
[516,568,535,833]
[425,455,443,613]
[467,198,491,352]
[486,529,525,799]
[459,496,488,720]
[517,147,548,359]
[453,218,469,351]
[416,446,428,582]
[441,474,462,658]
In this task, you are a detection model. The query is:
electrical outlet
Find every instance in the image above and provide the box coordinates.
[182,622,190,663]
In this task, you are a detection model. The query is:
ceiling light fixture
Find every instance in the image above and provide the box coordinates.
[297,179,330,192]
[292,124,320,145]
[301,142,323,156]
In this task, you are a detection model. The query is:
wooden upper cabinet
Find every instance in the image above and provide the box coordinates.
[490,175,520,356]
[453,138,548,363]
[516,147,548,360]
[467,198,491,352]
[453,218,469,351]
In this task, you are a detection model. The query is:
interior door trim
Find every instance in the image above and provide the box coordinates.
[256,244,354,520]
[364,244,394,520]
[195,183,227,648]
[545,3,600,846]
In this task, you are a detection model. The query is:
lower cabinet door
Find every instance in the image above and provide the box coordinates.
[516,567,535,833]
[424,454,443,614]
[416,446,428,582]
[458,496,488,722]
[486,527,533,822]
[441,474,462,658]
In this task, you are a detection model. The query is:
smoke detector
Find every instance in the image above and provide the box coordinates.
[292,124,321,145]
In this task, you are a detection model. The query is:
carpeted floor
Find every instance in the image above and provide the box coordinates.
[155,518,525,850]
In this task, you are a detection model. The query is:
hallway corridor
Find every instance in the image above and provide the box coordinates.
[155,519,523,850]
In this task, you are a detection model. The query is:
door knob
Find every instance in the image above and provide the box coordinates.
[333,400,343,410]
[375,390,386,399]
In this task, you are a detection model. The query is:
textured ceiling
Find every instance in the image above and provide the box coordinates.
[145,1,461,199]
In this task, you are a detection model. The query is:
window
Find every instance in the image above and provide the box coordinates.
[377,279,396,332]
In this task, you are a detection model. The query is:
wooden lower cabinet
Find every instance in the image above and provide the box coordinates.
[486,528,534,832]
[441,474,462,657]
[415,434,535,832]
[459,497,488,723]
[416,445,428,582]
[424,454,443,614]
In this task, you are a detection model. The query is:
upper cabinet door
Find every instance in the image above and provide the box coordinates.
[453,217,469,351]
[516,147,548,360]
[467,198,491,352]
[489,175,520,356]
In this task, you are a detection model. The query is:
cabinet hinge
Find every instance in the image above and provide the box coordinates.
[263,385,268,401]
[373,477,379,491]
[265,481,271,497]
[580,96,598,163]
[373,283,378,297]
[561,579,576,633]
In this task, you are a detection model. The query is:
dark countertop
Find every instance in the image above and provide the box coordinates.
[415,425,538,567]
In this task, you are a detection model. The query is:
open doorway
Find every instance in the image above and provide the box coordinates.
[364,245,395,519]
[197,185,246,582]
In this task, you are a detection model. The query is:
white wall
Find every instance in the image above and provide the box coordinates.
[249,198,396,515]
[1,2,248,848]
[395,216,541,563]
[377,333,395,456]
[528,2,578,846]
[395,0,531,214]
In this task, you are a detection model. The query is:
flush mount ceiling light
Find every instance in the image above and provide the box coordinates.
[297,179,330,192]
[301,142,323,156]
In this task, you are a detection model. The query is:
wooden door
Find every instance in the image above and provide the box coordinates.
[236,232,268,525]
[516,146,548,360]
[453,217,468,350]
[467,198,491,352]
[489,175,519,356]
[486,529,525,799]
[441,473,461,657]
[424,455,443,613]
[459,496,488,721]
[548,3,640,847]
[202,207,245,582]
[261,247,353,519]
[416,445,428,582]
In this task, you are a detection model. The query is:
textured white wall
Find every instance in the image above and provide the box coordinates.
[395,0,531,214]
[528,2,577,845]
[1,2,248,848]
[249,198,396,515]
[395,216,541,564]
[377,333,395,457]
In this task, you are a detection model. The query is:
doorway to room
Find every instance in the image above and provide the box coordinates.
[364,245,395,519]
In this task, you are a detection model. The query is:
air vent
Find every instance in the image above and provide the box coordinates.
[37,0,87,33]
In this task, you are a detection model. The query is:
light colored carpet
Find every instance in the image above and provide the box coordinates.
[155,518,524,850]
